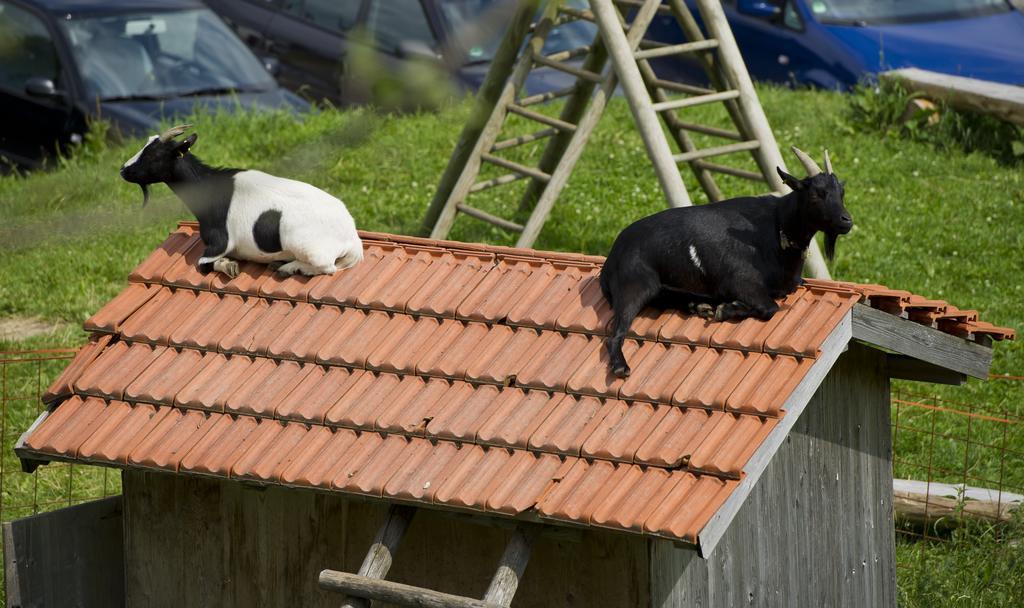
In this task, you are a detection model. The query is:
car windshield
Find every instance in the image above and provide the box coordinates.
[810,0,1010,25]
[61,8,275,101]
[438,0,597,62]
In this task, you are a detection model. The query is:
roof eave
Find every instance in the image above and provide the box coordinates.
[850,303,992,379]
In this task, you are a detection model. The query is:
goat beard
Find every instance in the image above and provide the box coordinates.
[138,184,150,207]
[824,232,838,261]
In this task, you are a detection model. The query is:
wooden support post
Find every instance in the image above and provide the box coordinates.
[591,0,691,208]
[515,0,663,246]
[482,526,541,606]
[420,0,539,235]
[320,571,502,608]
[693,0,829,278]
[339,504,416,608]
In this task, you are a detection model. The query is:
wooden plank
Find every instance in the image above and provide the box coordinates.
[482,526,540,606]
[697,313,852,555]
[592,0,692,209]
[340,504,417,608]
[319,571,501,608]
[3,496,124,608]
[481,152,552,181]
[672,139,760,163]
[851,304,992,379]
[886,353,965,385]
[881,68,1024,126]
[505,104,578,133]
[457,204,525,232]
[893,478,1023,526]
[651,89,739,112]
[634,39,718,60]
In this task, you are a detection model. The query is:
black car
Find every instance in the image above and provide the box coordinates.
[205,0,596,105]
[0,0,307,170]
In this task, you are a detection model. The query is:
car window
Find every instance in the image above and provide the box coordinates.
[782,0,803,29]
[0,1,61,92]
[282,0,361,33]
[61,8,275,101]
[366,0,435,53]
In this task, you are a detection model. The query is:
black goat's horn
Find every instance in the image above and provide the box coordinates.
[824,149,834,174]
[159,124,192,142]
[791,146,822,176]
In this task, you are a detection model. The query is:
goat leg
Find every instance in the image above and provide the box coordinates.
[605,279,660,378]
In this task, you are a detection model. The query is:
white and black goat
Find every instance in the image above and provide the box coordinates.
[120,125,362,277]
[599,147,853,377]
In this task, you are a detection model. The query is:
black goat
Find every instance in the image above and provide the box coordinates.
[599,147,853,378]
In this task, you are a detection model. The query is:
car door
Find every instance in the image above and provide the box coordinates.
[205,0,281,56]
[725,0,822,86]
[263,0,365,103]
[0,0,81,169]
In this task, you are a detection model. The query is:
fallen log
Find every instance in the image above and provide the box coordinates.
[893,478,1023,528]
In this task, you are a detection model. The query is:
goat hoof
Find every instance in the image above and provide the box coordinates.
[213,258,240,279]
[694,303,714,320]
[612,365,631,379]
[713,304,729,322]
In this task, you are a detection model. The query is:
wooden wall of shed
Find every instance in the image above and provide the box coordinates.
[122,471,648,608]
[650,344,896,608]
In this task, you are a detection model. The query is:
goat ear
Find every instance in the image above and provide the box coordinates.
[176,133,197,155]
[776,167,803,191]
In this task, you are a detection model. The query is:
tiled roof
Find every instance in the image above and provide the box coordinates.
[18,223,1014,548]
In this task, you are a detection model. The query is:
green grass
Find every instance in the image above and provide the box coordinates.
[0,86,1021,606]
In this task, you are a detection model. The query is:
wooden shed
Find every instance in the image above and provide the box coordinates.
[14,223,1014,607]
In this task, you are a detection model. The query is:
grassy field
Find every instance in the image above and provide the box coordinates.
[0,85,1021,606]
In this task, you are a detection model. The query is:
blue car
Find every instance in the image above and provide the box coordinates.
[646,0,1024,89]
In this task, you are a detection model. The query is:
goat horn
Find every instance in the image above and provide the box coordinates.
[823,149,834,174]
[790,146,822,176]
[159,124,192,142]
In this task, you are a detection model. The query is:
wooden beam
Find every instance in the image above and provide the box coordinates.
[482,526,540,606]
[340,504,416,608]
[851,304,992,379]
[881,68,1024,126]
[893,478,1023,527]
[886,354,965,386]
[320,571,502,608]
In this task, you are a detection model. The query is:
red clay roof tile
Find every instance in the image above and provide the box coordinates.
[23,224,1014,551]
[84,283,159,334]
[475,389,562,450]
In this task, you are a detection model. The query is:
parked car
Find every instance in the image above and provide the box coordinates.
[0,0,307,170]
[204,0,596,105]
[645,0,1024,89]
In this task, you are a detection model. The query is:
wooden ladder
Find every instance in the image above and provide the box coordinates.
[319,505,540,608]
[422,0,829,278]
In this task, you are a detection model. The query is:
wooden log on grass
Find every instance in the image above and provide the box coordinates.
[893,478,1023,527]
[881,68,1024,127]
